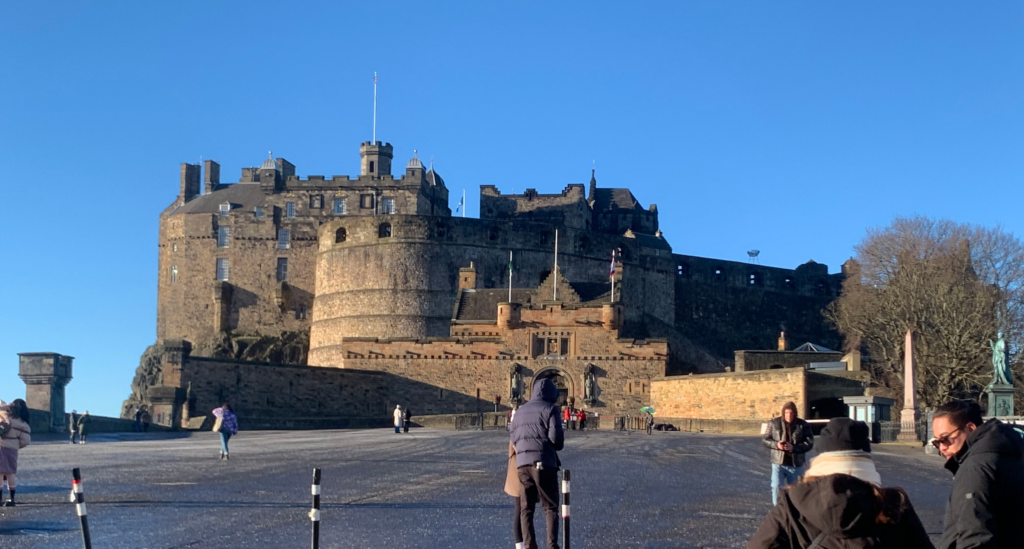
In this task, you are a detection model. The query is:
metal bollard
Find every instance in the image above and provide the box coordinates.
[561,469,571,549]
[310,468,321,549]
[71,468,93,549]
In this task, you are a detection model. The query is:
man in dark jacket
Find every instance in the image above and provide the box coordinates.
[510,378,565,549]
[933,400,1024,549]
[761,401,813,505]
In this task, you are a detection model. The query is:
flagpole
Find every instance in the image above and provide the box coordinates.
[553,229,559,301]
[508,250,513,303]
[462,189,466,218]
[611,249,616,303]
[372,72,377,143]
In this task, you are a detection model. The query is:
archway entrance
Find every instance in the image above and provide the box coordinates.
[534,369,572,408]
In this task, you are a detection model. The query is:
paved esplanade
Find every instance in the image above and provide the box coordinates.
[0,429,949,548]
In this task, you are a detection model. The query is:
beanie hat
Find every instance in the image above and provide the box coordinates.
[817,417,871,453]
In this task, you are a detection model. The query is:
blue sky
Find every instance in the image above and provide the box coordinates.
[2,2,1022,417]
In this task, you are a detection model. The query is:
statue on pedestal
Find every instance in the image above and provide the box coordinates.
[583,364,596,404]
[989,332,1012,386]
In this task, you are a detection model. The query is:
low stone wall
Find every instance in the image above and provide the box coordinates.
[412,412,507,430]
[656,417,764,435]
[650,368,808,420]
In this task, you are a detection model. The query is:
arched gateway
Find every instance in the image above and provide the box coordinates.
[533,368,573,408]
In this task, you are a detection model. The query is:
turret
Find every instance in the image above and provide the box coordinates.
[361,141,393,177]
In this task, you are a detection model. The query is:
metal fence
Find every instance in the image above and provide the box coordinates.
[877,415,932,443]
[454,414,508,431]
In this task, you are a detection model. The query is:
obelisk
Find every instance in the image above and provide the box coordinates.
[897,329,921,442]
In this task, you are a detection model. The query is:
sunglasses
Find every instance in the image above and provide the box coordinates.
[931,427,962,449]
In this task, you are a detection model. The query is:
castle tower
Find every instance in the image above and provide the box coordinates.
[361,141,393,177]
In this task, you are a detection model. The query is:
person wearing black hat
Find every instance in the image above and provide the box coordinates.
[747,417,934,549]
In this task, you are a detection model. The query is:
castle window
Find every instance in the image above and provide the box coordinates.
[278,229,291,249]
[381,197,395,214]
[254,207,264,219]
[360,194,374,209]
[310,195,323,209]
[489,227,499,241]
[369,160,375,174]
[678,264,690,277]
[276,258,288,282]
[714,267,725,282]
[333,198,347,215]
[217,226,231,248]
[335,227,347,243]
[172,244,177,252]
[784,277,795,289]
[170,265,178,283]
[216,258,230,281]
[378,222,392,238]
[286,202,296,218]
[749,272,762,286]
[219,202,230,217]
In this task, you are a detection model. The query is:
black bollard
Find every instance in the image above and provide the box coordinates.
[561,469,571,549]
[310,468,321,549]
[71,468,93,549]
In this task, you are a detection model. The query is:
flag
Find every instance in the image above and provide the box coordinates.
[455,195,464,213]
[508,251,513,274]
[373,72,377,84]
[610,250,616,276]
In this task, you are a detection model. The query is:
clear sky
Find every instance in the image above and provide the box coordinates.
[2,2,1022,417]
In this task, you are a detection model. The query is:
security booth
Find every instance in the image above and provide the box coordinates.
[842,396,895,443]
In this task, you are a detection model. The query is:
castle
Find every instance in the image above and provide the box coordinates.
[122,140,853,427]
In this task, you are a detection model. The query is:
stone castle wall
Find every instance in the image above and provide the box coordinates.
[650,368,809,420]
[308,215,677,366]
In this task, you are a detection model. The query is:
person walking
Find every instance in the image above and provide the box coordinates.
[577,409,586,431]
[393,405,404,434]
[562,406,570,430]
[746,417,934,548]
[762,401,814,505]
[141,409,151,432]
[68,409,79,445]
[212,404,238,460]
[133,408,143,432]
[932,400,1024,549]
[645,411,654,435]
[510,378,565,549]
[403,407,412,434]
[77,410,91,444]
[505,441,525,549]
[0,399,31,507]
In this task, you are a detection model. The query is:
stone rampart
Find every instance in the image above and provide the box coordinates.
[650,368,808,420]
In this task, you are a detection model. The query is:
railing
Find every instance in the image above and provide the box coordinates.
[454,413,508,431]
[877,415,932,443]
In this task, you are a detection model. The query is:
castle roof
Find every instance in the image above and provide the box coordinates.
[624,230,672,251]
[172,183,266,215]
[260,152,278,171]
[592,188,641,212]
[453,276,612,322]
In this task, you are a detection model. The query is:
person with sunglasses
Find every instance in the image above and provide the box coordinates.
[932,400,1024,549]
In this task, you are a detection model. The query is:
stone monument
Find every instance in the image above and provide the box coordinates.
[18,352,74,432]
[985,332,1014,417]
[896,330,921,442]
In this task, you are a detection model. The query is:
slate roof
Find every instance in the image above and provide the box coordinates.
[171,183,267,215]
[628,232,672,251]
[453,281,612,322]
[592,188,640,212]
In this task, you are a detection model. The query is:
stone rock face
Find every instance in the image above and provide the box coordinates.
[120,330,309,418]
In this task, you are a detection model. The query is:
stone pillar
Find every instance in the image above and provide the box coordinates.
[497,302,521,330]
[897,330,921,442]
[18,352,74,432]
[602,303,621,331]
[148,340,191,429]
[213,281,232,333]
[459,263,477,290]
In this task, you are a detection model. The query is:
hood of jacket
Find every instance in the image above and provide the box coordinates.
[786,475,884,540]
[531,378,559,404]
[946,419,1024,475]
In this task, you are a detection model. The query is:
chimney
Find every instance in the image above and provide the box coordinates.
[203,160,220,194]
[179,163,201,205]
[778,331,788,351]
[459,262,477,290]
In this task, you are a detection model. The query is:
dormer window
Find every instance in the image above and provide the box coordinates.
[219,202,230,217]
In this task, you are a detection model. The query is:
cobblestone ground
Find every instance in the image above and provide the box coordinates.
[0,428,950,548]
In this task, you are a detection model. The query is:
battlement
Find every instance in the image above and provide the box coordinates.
[480,184,590,230]
[672,254,841,297]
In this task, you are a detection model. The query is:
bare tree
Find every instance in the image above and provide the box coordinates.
[826,217,1024,407]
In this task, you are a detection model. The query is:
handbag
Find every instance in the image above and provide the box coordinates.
[212,417,223,433]
[0,419,10,438]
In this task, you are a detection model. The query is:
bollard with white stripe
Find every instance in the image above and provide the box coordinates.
[561,469,571,549]
[309,468,321,549]
[71,468,93,549]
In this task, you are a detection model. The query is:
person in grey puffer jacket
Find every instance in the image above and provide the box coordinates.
[510,378,565,549]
